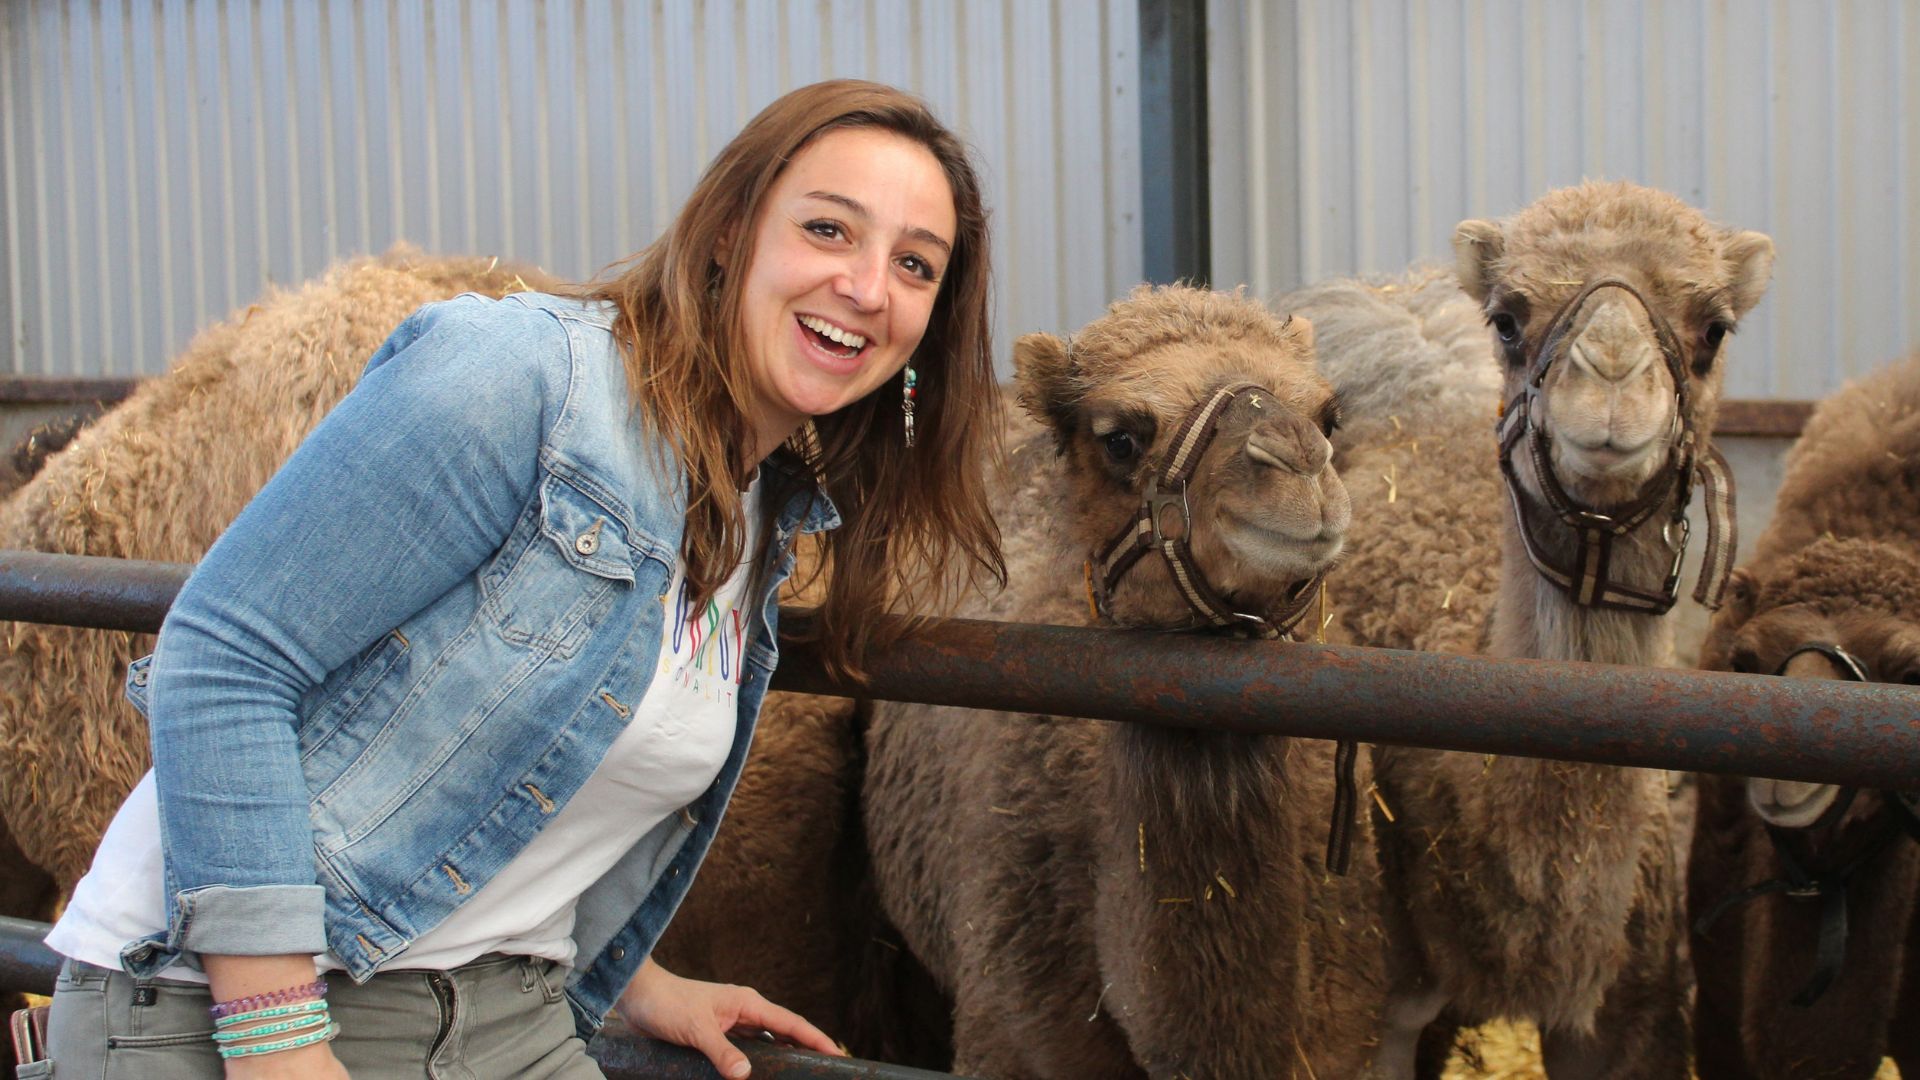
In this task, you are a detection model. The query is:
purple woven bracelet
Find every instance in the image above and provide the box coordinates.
[207,979,329,1020]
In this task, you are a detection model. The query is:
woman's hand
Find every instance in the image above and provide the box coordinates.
[615,958,842,1078]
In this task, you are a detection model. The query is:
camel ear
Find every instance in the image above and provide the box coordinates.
[1014,332,1080,443]
[1452,219,1505,303]
[1283,314,1315,351]
[1721,230,1775,318]
[1721,566,1759,626]
[1699,566,1759,671]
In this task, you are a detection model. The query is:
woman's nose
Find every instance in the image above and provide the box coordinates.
[835,250,889,311]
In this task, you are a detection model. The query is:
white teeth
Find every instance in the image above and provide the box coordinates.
[799,315,867,350]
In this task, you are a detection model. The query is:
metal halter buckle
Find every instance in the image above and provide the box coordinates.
[1143,477,1193,545]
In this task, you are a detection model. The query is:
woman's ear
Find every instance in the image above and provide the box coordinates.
[713,224,742,272]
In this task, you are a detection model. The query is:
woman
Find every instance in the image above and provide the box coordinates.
[41,79,1002,1079]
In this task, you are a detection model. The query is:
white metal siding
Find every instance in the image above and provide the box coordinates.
[1209,0,1920,400]
[1,0,1142,378]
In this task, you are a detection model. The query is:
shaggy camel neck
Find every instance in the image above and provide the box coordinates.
[1098,724,1378,1079]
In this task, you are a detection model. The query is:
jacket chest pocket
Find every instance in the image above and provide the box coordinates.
[482,474,642,657]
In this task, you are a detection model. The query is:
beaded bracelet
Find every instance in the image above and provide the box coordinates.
[218,1020,340,1060]
[212,999,338,1060]
[212,1010,331,1044]
[213,999,329,1032]
[208,979,328,1020]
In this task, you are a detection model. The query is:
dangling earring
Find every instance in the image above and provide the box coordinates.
[902,364,918,448]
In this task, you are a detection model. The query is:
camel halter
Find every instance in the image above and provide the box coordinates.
[1082,380,1354,874]
[1693,643,1920,1006]
[1495,278,1738,615]
[1086,381,1325,638]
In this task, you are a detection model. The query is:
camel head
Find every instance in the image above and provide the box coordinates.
[1015,285,1350,632]
[1454,182,1774,512]
[1702,539,1920,827]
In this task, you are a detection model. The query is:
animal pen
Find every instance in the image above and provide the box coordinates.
[0,548,1914,1078]
[6,3,1920,1077]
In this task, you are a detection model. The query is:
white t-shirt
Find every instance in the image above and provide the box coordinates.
[50,488,763,978]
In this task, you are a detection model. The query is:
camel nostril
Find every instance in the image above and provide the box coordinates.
[1246,436,1312,475]
[1246,423,1328,475]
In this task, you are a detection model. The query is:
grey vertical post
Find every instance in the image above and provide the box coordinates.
[1138,0,1210,286]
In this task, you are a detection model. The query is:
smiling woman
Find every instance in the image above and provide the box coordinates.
[39,80,1003,1080]
[733,129,958,450]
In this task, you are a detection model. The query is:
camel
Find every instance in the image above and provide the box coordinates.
[0,251,916,1060]
[1688,351,1920,1080]
[1281,181,1775,1078]
[863,285,1386,1080]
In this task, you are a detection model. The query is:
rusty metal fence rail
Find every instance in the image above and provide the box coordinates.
[1,550,1916,789]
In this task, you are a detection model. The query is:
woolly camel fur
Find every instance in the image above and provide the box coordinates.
[864,286,1386,1080]
[1282,182,1775,1079]
[1688,351,1920,1080]
[0,252,910,1058]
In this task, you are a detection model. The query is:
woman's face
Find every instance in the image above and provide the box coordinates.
[733,126,958,452]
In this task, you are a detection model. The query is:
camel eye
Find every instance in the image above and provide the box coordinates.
[1694,322,1733,375]
[1490,312,1521,345]
[1101,430,1139,463]
[1318,396,1343,437]
[1901,670,1920,687]
[1730,649,1761,674]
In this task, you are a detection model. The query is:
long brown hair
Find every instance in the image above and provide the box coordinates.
[583,80,1004,678]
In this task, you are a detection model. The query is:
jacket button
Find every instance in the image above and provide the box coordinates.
[609,946,626,961]
[131,667,150,687]
[575,531,600,556]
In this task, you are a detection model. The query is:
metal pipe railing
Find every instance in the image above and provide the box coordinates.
[1,550,1917,789]
[0,917,956,1080]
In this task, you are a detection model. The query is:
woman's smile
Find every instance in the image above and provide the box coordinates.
[793,313,871,373]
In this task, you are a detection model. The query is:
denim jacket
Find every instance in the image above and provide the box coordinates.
[119,292,838,1036]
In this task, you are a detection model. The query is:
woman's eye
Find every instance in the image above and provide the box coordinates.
[1101,431,1138,463]
[804,220,844,241]
[898,254,938,282]
[1490,313,1520,344]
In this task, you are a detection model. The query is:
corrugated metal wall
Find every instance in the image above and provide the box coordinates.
[1208,0,1920,400]
[0,0,1142,378]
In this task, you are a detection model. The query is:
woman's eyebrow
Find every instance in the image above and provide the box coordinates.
[804,190,954,257]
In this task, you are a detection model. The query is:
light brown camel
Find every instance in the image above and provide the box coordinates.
[1281,182,1774,1079]
[1689,351,1920,1080]
[0,252,917,1060]
[864,285,1386,1080]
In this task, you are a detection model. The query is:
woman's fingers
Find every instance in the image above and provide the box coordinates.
[728,993,843,1056]
[690,1021,754,1079]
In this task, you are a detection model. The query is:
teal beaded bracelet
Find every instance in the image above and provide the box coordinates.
[217,1020,340,1060]
[211,1011,331,1043]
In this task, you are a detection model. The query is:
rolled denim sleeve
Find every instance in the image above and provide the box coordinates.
[148,294,569,958]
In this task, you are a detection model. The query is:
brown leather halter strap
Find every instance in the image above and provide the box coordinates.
[1083,380,1355,873]
[1494,277,1739,614]
[1088,381,1325,638]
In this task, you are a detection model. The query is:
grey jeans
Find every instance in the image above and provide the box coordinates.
[41,953,606,1079]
